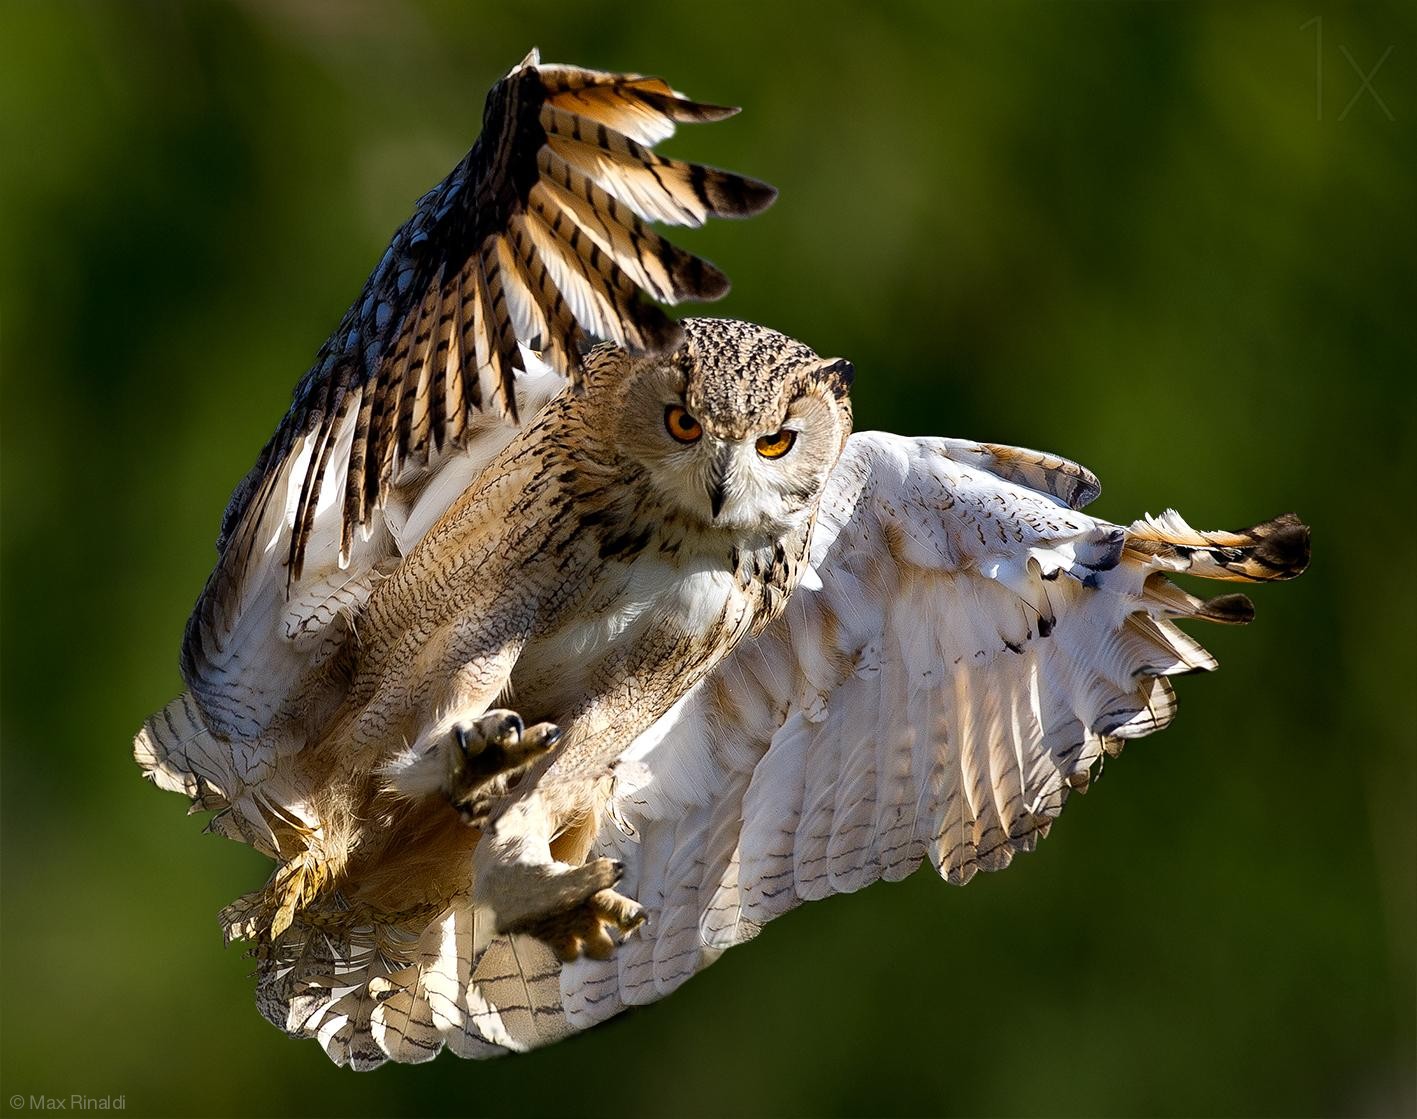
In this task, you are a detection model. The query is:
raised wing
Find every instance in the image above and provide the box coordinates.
[561,432,1309,1026]
[176,51,775,741]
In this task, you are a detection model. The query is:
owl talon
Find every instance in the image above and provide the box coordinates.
[484,854,644,961]
[515,886,646,963]
[445,710,561,818]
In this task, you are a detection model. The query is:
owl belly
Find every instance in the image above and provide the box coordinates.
[512,553,751,723]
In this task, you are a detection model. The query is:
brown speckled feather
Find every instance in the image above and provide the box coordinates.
[179,52,775,738]
[195,48,770,591]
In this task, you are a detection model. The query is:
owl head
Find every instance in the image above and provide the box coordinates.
[603,318,854,536]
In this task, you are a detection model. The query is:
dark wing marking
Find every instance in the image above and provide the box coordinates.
[183,51,775,698]
[219,50,773,579]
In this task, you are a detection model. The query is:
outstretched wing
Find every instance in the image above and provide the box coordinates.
[176,51,775,741]
[561,432,1309,1026]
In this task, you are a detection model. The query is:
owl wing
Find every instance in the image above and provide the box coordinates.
[174,51,774,743]
[561,431,1309,1026]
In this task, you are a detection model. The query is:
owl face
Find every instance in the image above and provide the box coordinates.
[609,319,854,536]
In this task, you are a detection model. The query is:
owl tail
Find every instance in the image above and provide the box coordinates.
[247,897,571,1069]
[137,695,572,1067]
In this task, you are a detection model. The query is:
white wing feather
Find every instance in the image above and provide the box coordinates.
[562,431,1297,1025]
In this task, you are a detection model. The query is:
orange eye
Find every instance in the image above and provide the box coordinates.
[664,405,703,444]
[755,429,797,459]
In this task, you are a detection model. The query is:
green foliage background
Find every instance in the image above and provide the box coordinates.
[2,2,1413,1116]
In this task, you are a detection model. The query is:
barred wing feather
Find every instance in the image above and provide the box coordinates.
[174,51,774,743]
[562,431,1309,1025]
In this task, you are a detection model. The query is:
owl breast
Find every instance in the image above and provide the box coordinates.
[510,547,755,720]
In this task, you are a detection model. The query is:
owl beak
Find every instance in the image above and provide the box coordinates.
[707,445,731,520]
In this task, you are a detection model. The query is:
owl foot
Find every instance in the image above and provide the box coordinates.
[503,859,647,961]
[446,711,561,826]
[383,709,560,822]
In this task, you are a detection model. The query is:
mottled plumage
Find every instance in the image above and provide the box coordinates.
[134,51,1309,1069]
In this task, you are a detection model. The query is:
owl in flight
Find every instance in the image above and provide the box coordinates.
[135,51,1309,1068]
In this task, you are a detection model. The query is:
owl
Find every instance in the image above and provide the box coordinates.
[134,51,1309,1068]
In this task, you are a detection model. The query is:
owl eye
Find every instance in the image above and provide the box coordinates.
[664,405,703,444]
[755,429,798,459]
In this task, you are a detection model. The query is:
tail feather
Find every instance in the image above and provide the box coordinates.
[252,898,571,1068]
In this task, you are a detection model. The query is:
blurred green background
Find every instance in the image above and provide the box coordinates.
[2,2,1413,1116]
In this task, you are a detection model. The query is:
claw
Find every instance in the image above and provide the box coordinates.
[441,710,562,818]
[509,873,645,963]
[454,712,523,758]
[591,887,646,932]
[381,709,563,812]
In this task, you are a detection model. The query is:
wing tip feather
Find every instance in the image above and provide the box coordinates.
[714,175,778,218]
[1244,514,1311,580]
